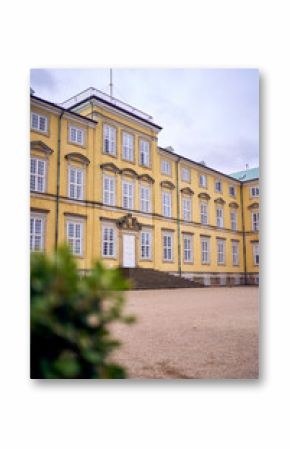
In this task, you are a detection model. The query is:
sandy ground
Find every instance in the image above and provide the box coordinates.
[111,287,259,379]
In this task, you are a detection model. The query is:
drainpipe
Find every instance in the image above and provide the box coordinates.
[240,182,247,284]
[176,157,182,276]
[55,111,64,250]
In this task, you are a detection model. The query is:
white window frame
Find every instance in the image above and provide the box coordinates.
[122,132,134,162]
[182,197,191,221]
[253,242,259,266]
[230,211,237,231]
[217,239,225,265]
[30,157,46,193]
[252,211,259,231]
[232,241,239,266]
[183,234,193,263]
[201,237,210,264]
[163,232,173,261]
[199,174,207,188]
[31,112,48,133]
[215,179,222,193]
[140,230,152,260]
[68,166,84,200]
[250,186,259,197]
[69,125,85,146]
[103,124,117,155]
[30,214,45,252]
[102,224,116,258]
[229,185,236,197]
[103,174,116,206]
[216,207,224,228]
[162,191,172,217]
[66,221,83,256]
[181,167,190,182]
[200,201,208,225]
[161,159,172,176]
[139,139,150,167]
[140,185,151,213]
[122,180,134,210]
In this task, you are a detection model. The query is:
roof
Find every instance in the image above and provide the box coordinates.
[230,167,259,181]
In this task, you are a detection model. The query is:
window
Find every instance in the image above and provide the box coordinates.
[140,140,150,166]
[122,132,134,161]
[183,234,193,262]
[162,191,172,217]
[230,211,237,231]
[103,175,115,206]
[140,230,152,260]
[68,166,84,200]
[122,180,134,209]
[215,180,222,192]
[200,202,208,224]
[161,159,171,175]
[30,157,46,192]
[182,197,191,221]
[67,221,83,256]
[30,215,44,251]
[253,243,259,266]
[102,225,115,257]
[217,239,225,265]
[252,211,259,231]
[181,167,190,182]
[163,232,173,261]
[31,112,48,133]
[250,186,259,197]
[232,241,239,265]
[103,124,117,155]
[140,186,151,213]
[229,185,236,196]
[201,237,210,264]
[69,125,84,145]
[199,174,207,187]
[216,207,224,227]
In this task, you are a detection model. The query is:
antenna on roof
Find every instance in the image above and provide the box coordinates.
[109,68,113,99]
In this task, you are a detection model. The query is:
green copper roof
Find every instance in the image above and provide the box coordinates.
[230,167,259,181]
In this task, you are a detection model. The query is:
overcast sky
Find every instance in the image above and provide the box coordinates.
[30,68,259,174]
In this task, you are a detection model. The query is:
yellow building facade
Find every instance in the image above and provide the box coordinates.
[30,88,259,286]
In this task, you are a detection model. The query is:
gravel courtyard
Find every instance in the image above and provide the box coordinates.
[111,287,259,379]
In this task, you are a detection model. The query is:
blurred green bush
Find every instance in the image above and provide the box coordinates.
[31,246,135,379]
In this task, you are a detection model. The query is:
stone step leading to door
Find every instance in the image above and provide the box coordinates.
[120,268,203,290]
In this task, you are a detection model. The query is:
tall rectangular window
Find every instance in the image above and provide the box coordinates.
[252,211,259,231]
[215,180,222,192]
[217,239,225,264]
[102,225,115,257]
[140,186,151,212]
[30,215,44,251]
[199,174,207,187]
[68,166,84,200]
[103,175,115,206]
[183,234,193,262]
[69,126,84,145]
[201,237,210,264]
[229,185,236,196]
[122,180,134,209]
[230,211,237,230]
[31,112,48,133]
[253,243,259,265]
[30,157,46,192]
[140,140,150,167]
[250,186,259,197]
[200,202,208,224]
[122,132,134,161]
[216,207,224,227]
[103,124,117,155]
[140,230,152,260]
[162,191,172,217]
[161,159,171,175]
[67,221,83,256]
[163,232,173,261]
[232,241,239,266]
[182,197,191,221]
[181,167,190,182]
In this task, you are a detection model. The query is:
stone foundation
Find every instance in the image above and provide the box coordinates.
[177,272,259,287]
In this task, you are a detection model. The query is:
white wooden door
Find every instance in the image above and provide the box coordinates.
[123,234,136,267]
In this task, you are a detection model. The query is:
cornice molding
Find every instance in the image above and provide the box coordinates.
[180,187,194,196]
[31,140,53,155]
[198,192,211,200]
[214,197,226,205]
[139,173,155,184]
[160,180,175,190]
[229,201,239,208]
[248,202,259,210]
[120,167,139,178]
[100,162,120,173]
[65,152,90,165]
